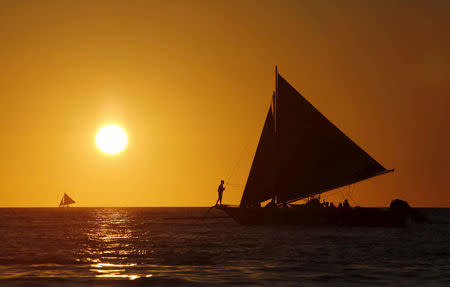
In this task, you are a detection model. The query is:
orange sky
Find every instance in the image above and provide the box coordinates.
[0,0,449,207]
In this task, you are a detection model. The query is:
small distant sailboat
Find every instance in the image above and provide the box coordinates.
[59,193,76,207]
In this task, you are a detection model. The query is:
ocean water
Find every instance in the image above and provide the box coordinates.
[0,208,448,286]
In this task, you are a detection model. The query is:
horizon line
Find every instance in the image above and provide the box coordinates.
[0,205,449,208]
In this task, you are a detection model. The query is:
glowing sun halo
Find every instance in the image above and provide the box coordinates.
[96,125,127,154]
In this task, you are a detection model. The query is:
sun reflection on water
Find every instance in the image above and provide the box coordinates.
[95,274,141,280]
[81,209,151,280]
[91,263,137,268]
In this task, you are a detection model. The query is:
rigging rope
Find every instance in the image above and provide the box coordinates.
[319,183,356,205]
[224,97,274,188]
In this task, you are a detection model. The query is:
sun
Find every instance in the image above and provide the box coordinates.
[96,125,127,154]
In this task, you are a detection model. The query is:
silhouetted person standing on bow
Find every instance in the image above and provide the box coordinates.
[216,180,225,206]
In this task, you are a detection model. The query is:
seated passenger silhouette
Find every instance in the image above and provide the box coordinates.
[215,180,225,206]
[343,199,350,208]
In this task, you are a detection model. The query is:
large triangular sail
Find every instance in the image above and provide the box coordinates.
[240,107,275,207]
[59,193,75,207]
[274,74,389,203]
[240,68,392,207]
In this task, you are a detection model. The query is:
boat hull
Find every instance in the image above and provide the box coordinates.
[217,206,409,227]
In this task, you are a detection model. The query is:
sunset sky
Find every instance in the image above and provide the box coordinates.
[0,0,448,207]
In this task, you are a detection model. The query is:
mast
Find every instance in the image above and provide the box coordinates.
[274,66,278,133]
[274,66,278,204]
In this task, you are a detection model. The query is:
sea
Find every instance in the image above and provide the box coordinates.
[0,207,448,287]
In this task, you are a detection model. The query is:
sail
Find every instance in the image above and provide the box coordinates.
[60,193,75,206]
[274,74,388,203]
[240,107,275,207]
[64,193,75,205]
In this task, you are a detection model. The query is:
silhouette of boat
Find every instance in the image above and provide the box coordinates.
[218,67,422,226]
[59,193,76,207]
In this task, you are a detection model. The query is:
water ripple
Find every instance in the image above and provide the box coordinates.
[0,207,448,286]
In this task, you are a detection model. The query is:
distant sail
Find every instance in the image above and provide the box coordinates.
[240,106,275,207]
[59,193,76,207]
[274,74,388,203]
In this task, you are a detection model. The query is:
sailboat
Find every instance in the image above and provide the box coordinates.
[59,193,76,207]
[217,67,421,226]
